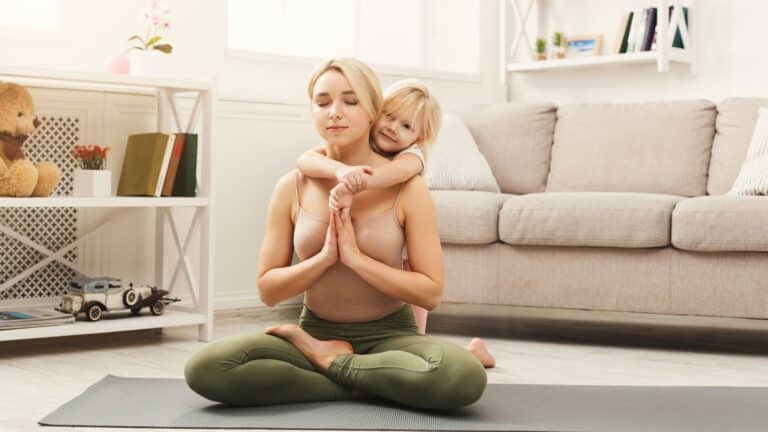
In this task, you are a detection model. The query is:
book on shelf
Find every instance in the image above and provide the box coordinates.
[617,6,689,54]
[0,307,74,330]
[117,133,175,197]
[161,133,185,197]
[171,133,197,197]
[615,11,632,54]
[117,132,198,197]
[640,7,658,51]
[670,6,689,49]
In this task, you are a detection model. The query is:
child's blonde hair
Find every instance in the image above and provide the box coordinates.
[306,58,383,123]
[379,79,442,163]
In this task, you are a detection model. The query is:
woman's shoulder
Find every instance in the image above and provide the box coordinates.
[274,168,300,194]
[400,174,429,197]
[270,169,300,221]
[395,175,433,221]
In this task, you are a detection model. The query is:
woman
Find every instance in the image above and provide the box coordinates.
[184,58,487,410]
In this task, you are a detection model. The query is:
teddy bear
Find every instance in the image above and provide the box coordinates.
[0,82,61,197]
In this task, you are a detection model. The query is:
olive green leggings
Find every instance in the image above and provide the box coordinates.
[184,304,487,410]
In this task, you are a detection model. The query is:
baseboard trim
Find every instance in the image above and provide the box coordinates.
[431,302,768,331]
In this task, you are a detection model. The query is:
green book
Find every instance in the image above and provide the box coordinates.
[619,11,634,54]
[117,133,172,196]
[172,133,197,197]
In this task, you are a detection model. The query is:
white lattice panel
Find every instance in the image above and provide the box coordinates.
[0,115,79,302]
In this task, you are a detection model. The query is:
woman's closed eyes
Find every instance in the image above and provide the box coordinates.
[314,98,359,107]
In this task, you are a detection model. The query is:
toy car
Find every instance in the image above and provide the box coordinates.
[55,276,180,322]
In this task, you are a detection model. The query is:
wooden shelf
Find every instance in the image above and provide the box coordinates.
[0,197,209,208]
[507,48,692,73]
[0,308,207,342]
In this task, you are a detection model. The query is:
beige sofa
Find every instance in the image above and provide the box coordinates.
[431,98,768,320]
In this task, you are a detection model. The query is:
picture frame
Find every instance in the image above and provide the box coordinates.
[564,34,603,58]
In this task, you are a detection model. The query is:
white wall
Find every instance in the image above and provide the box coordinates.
[507,0,767,104]
[2,0,506,310]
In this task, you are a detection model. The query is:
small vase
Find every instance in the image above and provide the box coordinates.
[536,53,547,61]
[129,50,175,77]
[106,53,130,74]
[73,169,111,197]
[554,46,566,59]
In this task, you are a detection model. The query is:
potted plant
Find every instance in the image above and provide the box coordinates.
[127,0,174,76]
[535,38,547,61]
[73,145,111,197]
[552,32,565,59]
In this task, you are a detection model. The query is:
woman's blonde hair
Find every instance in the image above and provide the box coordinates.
[379,79,442,163]
[306,58,383,123]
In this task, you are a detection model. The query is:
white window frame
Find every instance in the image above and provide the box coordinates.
[225,0,483,83]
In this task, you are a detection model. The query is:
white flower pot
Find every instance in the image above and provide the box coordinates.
[129,50,175,77]
[73,169,112,197]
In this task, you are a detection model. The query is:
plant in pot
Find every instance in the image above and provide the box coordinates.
[73,145,111,197]
[535,38,547,61]
[552,32,565,59]
[127,0,174,76]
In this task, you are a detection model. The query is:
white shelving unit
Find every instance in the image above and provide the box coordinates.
[0,66,215,343]
[501,0,694,74]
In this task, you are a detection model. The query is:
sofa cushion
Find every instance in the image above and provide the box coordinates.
[425,114,500,192]
[728,107,768,195]
[708,97,768,195]
[431,190,506,245]
[546,100,716,196]
[499,192,683,248]
[672,196,768,252]
[453,102,556,194]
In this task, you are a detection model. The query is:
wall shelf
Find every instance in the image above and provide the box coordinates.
[0,65,216,343]
[0,308,206,342]
[500,0,695,77]
[0,197,209,208]
[507,48,691,73]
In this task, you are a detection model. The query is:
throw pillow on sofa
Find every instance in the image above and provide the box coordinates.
[425,114,500,192]
[728,107,768,195]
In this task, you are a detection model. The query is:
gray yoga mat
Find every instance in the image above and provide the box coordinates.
[39,374,767,431]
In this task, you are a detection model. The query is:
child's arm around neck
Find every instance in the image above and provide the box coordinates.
[363,150,424,190]
[296,145,346,180]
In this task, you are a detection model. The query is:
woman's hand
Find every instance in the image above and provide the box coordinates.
[318,213,339,267]
[334,165,374,193]
[334,207,362,267]
[329,182,354,213]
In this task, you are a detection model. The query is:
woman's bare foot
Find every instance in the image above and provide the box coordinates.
[265,324,353,373]
[467,337,496,368]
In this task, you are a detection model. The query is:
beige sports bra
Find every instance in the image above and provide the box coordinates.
[292,171,407,322]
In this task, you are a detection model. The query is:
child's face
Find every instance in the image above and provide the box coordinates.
[373,108,420,153]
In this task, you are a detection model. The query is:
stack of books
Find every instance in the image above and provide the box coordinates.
[614,5,689,54]
[0,307,75,330]
[117,132,198,197]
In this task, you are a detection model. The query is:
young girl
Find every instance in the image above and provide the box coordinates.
[297,79,495,368]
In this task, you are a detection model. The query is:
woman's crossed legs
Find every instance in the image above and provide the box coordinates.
[184,325,486,410]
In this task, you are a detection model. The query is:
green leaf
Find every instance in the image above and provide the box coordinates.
[153,44,173,54]
[128,35,145,44]
[145,35,162,48]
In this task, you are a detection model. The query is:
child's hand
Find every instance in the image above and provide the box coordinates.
[335,165,374,194]
[329,183,353,213]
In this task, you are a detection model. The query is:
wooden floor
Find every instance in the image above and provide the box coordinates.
[3,303,768,432]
